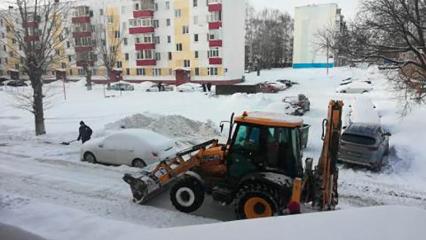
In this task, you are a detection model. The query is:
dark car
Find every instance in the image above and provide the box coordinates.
[6,80,28,87]
[338,123,390,171]
[108,83,135,91]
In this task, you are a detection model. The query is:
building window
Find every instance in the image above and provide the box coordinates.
[154,3,158,11]
[166,18,171,26]
[153,68,162,76]
[92,68,97,75]
[126,68,130,75]
[154,36,160,44]
[208,48,220,57]
[99,9,103,16]
[134,3,140,10]
[78,68,84,75]
[193,0,198,7]
[194,34,198,42]
[69,69,73,75]
[208,67,218,76]
[182,26,189,34]
[176,43,183,51]
[116,61,123,68]
[168,52,172,60]
[195,67,200,76]
[123,38,128,46]
[155,52,161,60]
[165,1,170,10]
[184,60,190,68]
[195,51,199,58]
[61,63,67,69]
[153,20,159,28]
[137,68,146,76]
[66,41,70,48]
[114,31,120,38]
[125,53,129,61]
[175,9,182,17]
[68,55,72,62]
[167,35,171,43]
[108,16,114,24]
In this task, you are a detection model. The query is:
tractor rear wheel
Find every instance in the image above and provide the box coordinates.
[170,176,205,213]
[235,183,280,219]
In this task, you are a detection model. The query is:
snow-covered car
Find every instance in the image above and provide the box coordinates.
[338,123,390,171]
[146,83,174,92]
[176,83,203,92]
[256,83,280,93]
[336,81,373,93]
[264,81,288,91]
[6,80,28,87]
[80,129,177,168]
[283,94,311,116]
[277,79,298,87]
[345,96,380,128]
[107,83,135,91]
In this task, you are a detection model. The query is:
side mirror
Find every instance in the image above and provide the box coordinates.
[220,123,224,133]
[383,132,392,137]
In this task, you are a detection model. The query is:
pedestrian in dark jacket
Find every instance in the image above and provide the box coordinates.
[77,121,93,144]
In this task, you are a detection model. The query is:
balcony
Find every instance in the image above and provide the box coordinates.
[136,59,156,66]
[209,57,222,65]
[72,31,92,38]
[209,22,222,30]
[133,10,154,18]
[72,16,91,24]
[129,26,155,34]
[208,3,222,12]
[75,46,93,53]
[135,43,155,50]
[24,35,40,42]
[76,60,94,67]
[209,39,222,47]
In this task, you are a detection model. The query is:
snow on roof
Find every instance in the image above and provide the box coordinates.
[113,129,172,148]
[349,96,381,125]
[235,111,304,128]
[173,67,191,71]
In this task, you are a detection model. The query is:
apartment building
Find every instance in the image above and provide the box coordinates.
[0,0,246,85]
[292,3,345,68]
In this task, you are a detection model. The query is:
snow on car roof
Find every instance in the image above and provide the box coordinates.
[114,129,172,147]
[349,96,381,125]
[235,111,304,128]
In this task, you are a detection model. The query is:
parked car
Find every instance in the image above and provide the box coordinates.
[176,83,203,92]
[0,77,9,85]
[264,81,288,91]
[337,81,373,93]
[338,123,390,171]
[80,129,178,168]
[344,96,380,128]
[146,82,174,92]
[340,78,372,86]
[257,83,280,93]
[6,80,28,87]
[108,82,135,91]
[283,94,311,116]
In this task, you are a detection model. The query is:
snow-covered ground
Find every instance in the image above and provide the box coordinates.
[1,66,426,239]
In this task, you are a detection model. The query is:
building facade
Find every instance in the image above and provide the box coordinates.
[0,0,246,85]
[292,3,344,69]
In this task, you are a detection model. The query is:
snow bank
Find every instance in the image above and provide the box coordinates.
[105,114,220,141]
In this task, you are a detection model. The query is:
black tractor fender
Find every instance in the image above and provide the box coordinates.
[183,171,205,186]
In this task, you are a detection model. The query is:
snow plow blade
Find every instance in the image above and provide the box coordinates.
[123,172,163,204]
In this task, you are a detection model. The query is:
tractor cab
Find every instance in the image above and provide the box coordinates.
[225,112,305,179]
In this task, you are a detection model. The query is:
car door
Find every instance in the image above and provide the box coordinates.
[114,136,138,166]
[96,136,118,164]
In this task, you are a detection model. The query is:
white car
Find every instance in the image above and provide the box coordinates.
[336,81,373,94]
[344,96,381,128]
[80,129,177,168]
[265,81,288,91]
[176,83,204,92]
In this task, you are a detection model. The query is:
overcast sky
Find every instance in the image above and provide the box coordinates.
[250,0,361,20]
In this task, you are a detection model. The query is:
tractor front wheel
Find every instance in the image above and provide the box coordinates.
[170,176,205,213]
[235,183,280,219]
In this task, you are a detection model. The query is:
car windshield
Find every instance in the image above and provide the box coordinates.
[341,133,376,145]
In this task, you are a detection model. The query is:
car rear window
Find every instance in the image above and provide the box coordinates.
[341,134,376,145]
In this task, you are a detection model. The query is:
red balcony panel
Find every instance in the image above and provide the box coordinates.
[72,16,91,24]
[209,39,222,47]
[75,46,93,53]
[73,31,92,38]
[76,60,94,67]
[208,3,222,12]
[135,43,155,50]
[129,26,155,34]
[208,21,222,30]
[209,57,222,65]
[133,10,154,18]
[24,35,40,42]
[136,59,156,66]
[23,21,39,28]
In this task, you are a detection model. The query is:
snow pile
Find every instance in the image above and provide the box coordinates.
[105,114,220,141]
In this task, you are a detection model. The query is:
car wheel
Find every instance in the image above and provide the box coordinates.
[132,159,147,168]
[84,152,97,164]
[341,90,347,93]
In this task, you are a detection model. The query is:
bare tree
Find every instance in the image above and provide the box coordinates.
[0,0,70,135]
[338,0,426,103]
